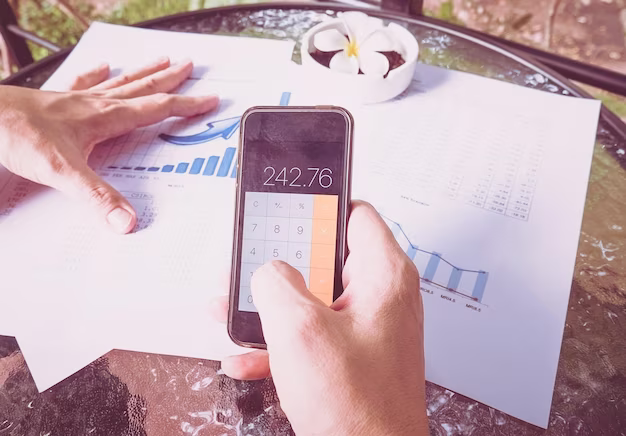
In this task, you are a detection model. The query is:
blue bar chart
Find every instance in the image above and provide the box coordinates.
[98,92,292,180]
[385,216,489,304]
[107,147,238,179]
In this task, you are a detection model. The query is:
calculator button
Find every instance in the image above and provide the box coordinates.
[289,218,313,243]
[264,241,289,262]
[242,239,265,264]
[245,192,268,216]
[312,219,336,245]
[288,242,311,268]
[267,193,291,217]
[243,215,267,240]
[310,268,334,305]
[265,216,290,241]
[241,262,261,287]
[313,195,338,220]
[310,243,335,269]
[289,194,314,218]
[238,286,257,312]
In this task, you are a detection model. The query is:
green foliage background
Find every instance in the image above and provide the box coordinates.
[8,0,626,119]
[16,0,259,62]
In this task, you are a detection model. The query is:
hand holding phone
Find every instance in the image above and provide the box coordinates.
[228,106,353,348]
[222,202,428,436]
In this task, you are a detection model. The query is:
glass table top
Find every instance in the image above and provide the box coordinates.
[1,5,624,435]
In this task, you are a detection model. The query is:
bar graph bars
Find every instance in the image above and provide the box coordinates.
[384,216,489,304]
[106,147,238,179]
[100,92,292,179]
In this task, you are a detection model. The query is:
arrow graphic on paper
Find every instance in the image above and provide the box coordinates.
[158,116,241,145]
[156,92,291,146]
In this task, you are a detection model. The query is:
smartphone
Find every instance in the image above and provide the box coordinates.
[228,106,354,348]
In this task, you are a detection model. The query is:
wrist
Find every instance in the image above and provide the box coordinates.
[330,404,428,436]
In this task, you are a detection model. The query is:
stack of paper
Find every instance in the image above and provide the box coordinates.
[0,22,600,429]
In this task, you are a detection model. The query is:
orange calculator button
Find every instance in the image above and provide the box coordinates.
[310,243,335,269]
[312,219,337,246]
[310,268,334,305]
[313,195,338,220]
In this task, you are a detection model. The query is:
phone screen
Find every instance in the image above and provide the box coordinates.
[230,108,352,346]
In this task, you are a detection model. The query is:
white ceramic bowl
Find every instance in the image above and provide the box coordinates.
[300,18,419,104]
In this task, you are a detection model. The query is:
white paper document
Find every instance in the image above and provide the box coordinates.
[0,22,600,430]
[290,64,600,428]
[0,23,295,391]
[43,21,296,89]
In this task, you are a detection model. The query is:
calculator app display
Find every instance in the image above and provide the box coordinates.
[233,110,350,319]
[239,192,338,312]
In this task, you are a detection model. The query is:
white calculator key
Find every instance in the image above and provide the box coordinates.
[242,239,265,264]
[288,242,311,268]
[238,286,257,312]
[264,241,289,262]
[289,218,313,243]
[265,216,290,241]
[289,194,314,218]
[245,192,268,217]
[241,262,261,287]
[294,266,310,288]
[267,193,291,217]
[243,215,266,240]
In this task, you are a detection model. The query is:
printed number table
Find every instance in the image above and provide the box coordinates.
[1,3,625,435]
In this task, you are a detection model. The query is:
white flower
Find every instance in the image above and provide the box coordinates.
[312,12,397,76]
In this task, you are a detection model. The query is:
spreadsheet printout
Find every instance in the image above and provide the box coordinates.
[290,63,601,428]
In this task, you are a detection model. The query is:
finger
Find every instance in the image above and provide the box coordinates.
[89,56,170,91]
[52,162,137,234]
[209,295,229,324]
[221,350,270,380]
[346,200,397,256]
[251,261,325,342]
[103,60,193,99]
[341,200,418,303]
[95,93,219,140]
[68,63,110,91]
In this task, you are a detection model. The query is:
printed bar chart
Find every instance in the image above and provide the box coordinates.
[176,163,189,173]
[100,92,291,180]
[384,216,490,304]
[472,271,489,302]
[190,158,205,175]
[447,268,462,291]
[106,147,239,179]
[203,156,219,176]
[423,253,441,282]
[217,147,235,177]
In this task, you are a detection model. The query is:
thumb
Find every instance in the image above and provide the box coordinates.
[251,261,325,344]
[54,163,137,234]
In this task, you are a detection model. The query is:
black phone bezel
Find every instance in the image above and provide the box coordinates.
[227,106,354,349]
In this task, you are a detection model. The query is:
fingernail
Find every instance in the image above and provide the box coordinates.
[178,57,193,66]
[107,207,133,233]
[98,62,109,71]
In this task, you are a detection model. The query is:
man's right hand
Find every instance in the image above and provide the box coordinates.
[221,201,428,435]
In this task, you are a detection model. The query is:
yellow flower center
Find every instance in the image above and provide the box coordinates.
[345,40,359,58]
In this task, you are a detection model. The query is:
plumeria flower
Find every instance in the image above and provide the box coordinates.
[313,12,397,76]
